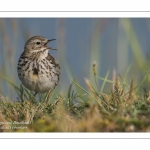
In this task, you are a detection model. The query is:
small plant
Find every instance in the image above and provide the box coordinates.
[1,59,150,132]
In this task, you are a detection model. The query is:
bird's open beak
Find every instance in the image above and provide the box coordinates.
[46,39,57,50]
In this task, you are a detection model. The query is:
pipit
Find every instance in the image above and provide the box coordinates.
[17,36,60,94]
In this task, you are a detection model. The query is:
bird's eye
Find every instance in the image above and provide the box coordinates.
[36,42,41,45]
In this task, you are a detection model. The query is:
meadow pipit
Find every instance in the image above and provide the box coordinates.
[17,36,60,94]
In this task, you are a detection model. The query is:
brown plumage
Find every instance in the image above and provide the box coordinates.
[17,36,60,93]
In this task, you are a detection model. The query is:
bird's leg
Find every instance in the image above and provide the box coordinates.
[29,92,37,103]
[34,92,37,96]
[46,90,51,102]
[32,92,37,101]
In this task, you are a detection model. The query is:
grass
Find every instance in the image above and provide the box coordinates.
[1,62,150,132]
[1,18,150,132]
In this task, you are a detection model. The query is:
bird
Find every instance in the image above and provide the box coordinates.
[17,36,60,95]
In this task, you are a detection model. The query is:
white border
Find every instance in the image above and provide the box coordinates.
[0,138,148,150]
[0,0,150,12]
[0,133,150,138]
[0,12,150,18]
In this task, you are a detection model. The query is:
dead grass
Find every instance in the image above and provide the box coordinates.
[0,74,150,132]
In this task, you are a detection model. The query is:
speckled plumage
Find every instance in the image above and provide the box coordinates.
[17,36,60,93]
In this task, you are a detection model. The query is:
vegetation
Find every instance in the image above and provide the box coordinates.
[1,62,150,132]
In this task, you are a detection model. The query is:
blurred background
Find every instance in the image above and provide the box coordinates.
[0,18,150,100]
